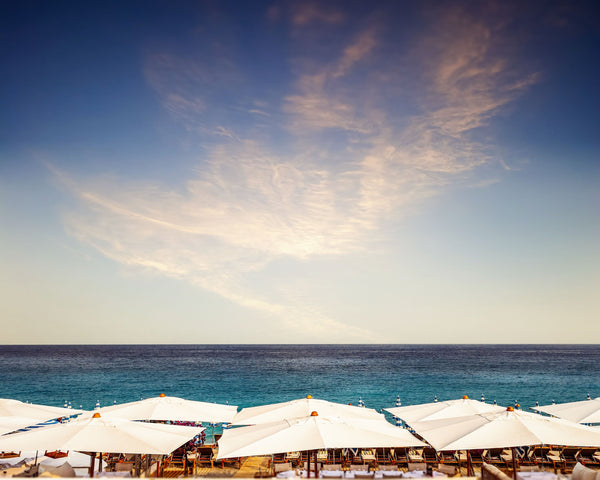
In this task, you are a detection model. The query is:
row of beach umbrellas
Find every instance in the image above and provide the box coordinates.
[1,394,599,477]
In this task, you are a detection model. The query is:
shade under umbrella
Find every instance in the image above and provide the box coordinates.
[384,396,505,424]
[0,399,83,421]
[232,395,383,425]
[0,412,204,454]
[92,393,237,423]
[217,412,426,459]
[533,397,600,425]
[408,407,600,451]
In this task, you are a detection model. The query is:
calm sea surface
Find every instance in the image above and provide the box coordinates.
[0,345,598,416]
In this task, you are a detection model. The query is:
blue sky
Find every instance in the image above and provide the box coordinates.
[1,0,598,344]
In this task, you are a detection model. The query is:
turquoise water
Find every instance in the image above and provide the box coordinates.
[0,345,597,416]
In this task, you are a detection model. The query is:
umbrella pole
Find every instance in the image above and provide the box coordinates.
[512,447,517,480]
[89,452,96,478]
[467,451,472,476]
[315,451,319,478]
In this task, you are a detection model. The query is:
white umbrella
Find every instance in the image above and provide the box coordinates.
[408,407,600,479]
[408,406,600,450]
[92,393,237,423]
[217,412,426,459]
[0,399,82,420]
[384,395,505,424]
[0,412,203,454]
[233,395,383,425]
[0,416,51,436]
[533,397,600,425]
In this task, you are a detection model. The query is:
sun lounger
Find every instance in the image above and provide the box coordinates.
[407,449,424,463]
[407,463,426,472]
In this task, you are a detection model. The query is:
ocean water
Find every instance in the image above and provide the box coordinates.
[0,345,598,417]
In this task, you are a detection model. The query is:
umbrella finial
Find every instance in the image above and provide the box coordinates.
[306,395,313,399]
[507,406,514,412]
[92,412,101,418]
[552,399,555,405]
[462,395,469,400]
[535,401,539,407]
[434,395,438,402]
[587,394,591,400]
[481,394,485,402]
[160,393,166,397]
[311,411,318,416]
[64,400,68,408]
[95,400,100,409]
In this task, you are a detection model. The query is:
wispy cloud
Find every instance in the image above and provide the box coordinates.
[58,4,536,340]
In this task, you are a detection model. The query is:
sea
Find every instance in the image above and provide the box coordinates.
[0,344,598,418]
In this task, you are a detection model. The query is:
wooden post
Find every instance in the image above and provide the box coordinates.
[89,452,96,478]
[511,447,517,480]
[467,451,472,476]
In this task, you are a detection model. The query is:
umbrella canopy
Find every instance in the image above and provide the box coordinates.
[217,412,426,459]
[384,396,505,424]
[0,412,203,454]
[533,397,600,425]
[407,407,600,451]
[0,399,82,421]
[91,394,237,423]
[0,416,50,435]
[232,396,383,425]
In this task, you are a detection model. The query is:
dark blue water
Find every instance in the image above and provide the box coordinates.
[0,345,598,416]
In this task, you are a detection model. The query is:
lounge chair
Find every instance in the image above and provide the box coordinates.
[361,450,377,465]
[546,449,565,472]
[407,449,424,463]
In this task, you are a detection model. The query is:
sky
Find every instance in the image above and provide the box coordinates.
[0,0,599,344]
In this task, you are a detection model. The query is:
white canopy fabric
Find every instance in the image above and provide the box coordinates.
[91,394,237,423]
[0,399,83,421]
[408,408,600,451]
[0,413,203,454]
[0,416,49,436]
[217,414,426,459]
[533,397,600,425]
[233,396,383,425]
[384,397,505,424]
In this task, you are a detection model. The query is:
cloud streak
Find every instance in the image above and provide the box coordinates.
[58,4,536,341]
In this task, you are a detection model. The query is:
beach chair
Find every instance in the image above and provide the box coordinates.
[407,448,424,463]
[318,450,329,464]
[561,447,580,471]
[421,447,437,465]
[529,446,549,467]
[361,449,377,465]
[575,448,600,466]
[546,449,566,472]
[195,446,214,467]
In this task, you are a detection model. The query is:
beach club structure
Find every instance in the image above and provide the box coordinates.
[1,395,600,478]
